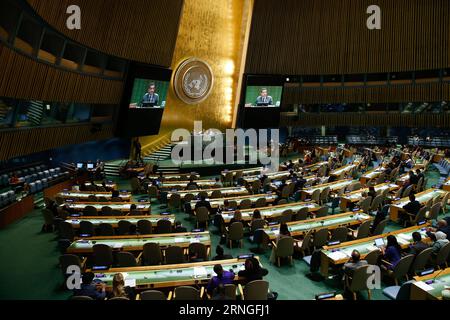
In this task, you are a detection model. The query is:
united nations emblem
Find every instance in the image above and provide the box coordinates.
[173,58,214,104]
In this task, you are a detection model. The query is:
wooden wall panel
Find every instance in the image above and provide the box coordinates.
[246,0,450,75]
[281,113,450,128]
[283,83,450,104]
[26,0,184,67]
[0,123,114,160]
[0,44,124,103]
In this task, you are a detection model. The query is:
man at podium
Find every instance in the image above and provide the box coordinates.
[255,88,273,106]
[140,83,160,107]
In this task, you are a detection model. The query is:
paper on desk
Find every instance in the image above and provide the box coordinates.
[193,267,208,278]
[190,238,200,243]
[397,237,409,246]
[366,245,379,252]
[174,237,184,243]
[125,278,136,287]
[415,281,434,292]
[398,233,411,241]
[113,243,124,249]
[328,251,349,261]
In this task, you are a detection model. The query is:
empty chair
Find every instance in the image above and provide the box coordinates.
[168,194,181,212]
[98,223,115,236]
[239,280,269,300]
[250,218,266,234]
[137,220,152,235]
[358,197,372,213]
[130,177,142,194]
[140,290,167,300]
[183,193,195,203]
[365,249,381,265]
[251,180,261,194]
[239,199,252,209]
[349,220,372,239]
[210,190,222,199]
[223,172,234,187]
[427,203,441,221]
[59,221,75,241]
[434,242,450,269]
[142,243,162,266]
[277,199,287,205]
[280,185,291,199]
[310,189,321,203]
[277,209,293,224]
[83,206,98,216]
[296,231,313,257]
[371,219,389,236]
[97,196,108,202]
[271,236,294,267]
[101,206,113,216]
[227,222,244,248]
[382,280,415,300]
[344,265,372,300]
[402,185,414,198]
[79,221,95,236]
[440,192,450,214]
[312,228,329,249]
[315,206,328,218]
[116,251,137,267]
[383,254,415,285]
[148,186,159,203]
[195,206,210,228]
[156,219,172,234]
[92,244,114,267]
[173,286,203,300]
[319,187,331,205]
[406,207,427,227]
[254,197,267,208]
[87,195,97,202]
[198,191,208,199]
[370,195,384,212]
[330,227,348,243]
[188,242,208,261]
[409,248,433,275]
[111,210,123,216]
[165,246,185,264]
[118,220,132,235]
[212,284,236,300]
[41,208,55,232]
[293,207,308,221]
[59,254,86,277]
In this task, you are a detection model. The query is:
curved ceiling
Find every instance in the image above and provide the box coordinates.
[26,0,184,67]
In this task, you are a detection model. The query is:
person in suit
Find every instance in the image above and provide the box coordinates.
[408,232,429,255]
[255,88,273,106]
[195,195,212,213]
[73,272,106,300]
[401,193,421,220]
[237,257,268,285]
[427,220,450,239]
[343,250,368,277]
[173,221,187,233]
[140,83,159,107]
[212,245,233,261]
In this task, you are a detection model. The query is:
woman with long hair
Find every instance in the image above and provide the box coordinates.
[381,235,402,270]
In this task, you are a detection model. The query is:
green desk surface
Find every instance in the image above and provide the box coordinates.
[92,259,248,287]
[68,232,210,252]
[264,212,371,238]
[58,191,130,199]
[168,186,248,198]
[330,164,358,176]
[393,189,445,208]
[161,180,216,188]
[220,202,320,222]
[190,194,277,209]
[416,273,450,299]
[323,227,429,261]
[303,179,354,194]
[221,167,263,176]
[361,167,386,179]
[66,216,174,227]
[63,202,151,211]
[342,183,398,202]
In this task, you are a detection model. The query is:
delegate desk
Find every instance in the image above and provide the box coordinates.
[339,183,400,210]
[320,224,430,277]
[330,164,358,178]
[91,258,253,290]
[189,193,277,210]
[63,202,151,214]
[443,178,450,192]
[410,268,450,300]
[359,166,386,185]
[168,186,249,199]
[219,201,320,223]
[57,191,131,202]
[303,161,329,173]
[270,176,316,190]
[389,189,446,222]
[143,174,200,181]
[66,215,175,229]
[264,212,372,240]
[67,231,211,254]
[243,171,291,184]
[160,180,217,190]
[301,179,354,200]
[221,167,263,178]
[84,181,117,190]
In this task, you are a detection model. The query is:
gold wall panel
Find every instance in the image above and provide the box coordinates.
[140,0,253,152]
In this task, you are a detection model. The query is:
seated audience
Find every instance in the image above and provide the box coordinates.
[107,273,135,300]
[408,231,429,255]
[380,235,402,270]
[429,231,449,255]
[343,250,368,277]
[173,221,187,233]
[212,245,233,261]
[73,272,106,300]
[206,264,235,295]
[238,257,269,284]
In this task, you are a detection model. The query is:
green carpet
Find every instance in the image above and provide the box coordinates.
[0,165,445,300]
